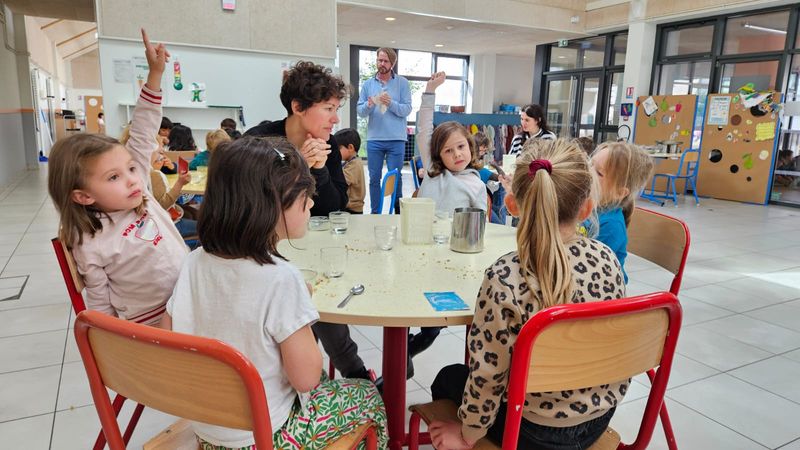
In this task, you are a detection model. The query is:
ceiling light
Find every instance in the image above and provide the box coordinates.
[94,32,98,39]
[446,25,454,30]
[390,40,396,44]
[434,44,444,47]
[385,17,396,21]
[743,22,786,35]
[558,56,566,59]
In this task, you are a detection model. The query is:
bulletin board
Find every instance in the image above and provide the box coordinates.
[697,92,781,204]
[633,95,699,193]
[633,95,698,146]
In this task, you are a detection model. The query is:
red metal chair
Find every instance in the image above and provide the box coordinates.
[51,237,145,449]
[74,310,379,450]
[407,292,683,450]
[627,207,691,450]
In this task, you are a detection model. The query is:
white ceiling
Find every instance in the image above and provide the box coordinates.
[33,17,97,61]
[337,4,587,58]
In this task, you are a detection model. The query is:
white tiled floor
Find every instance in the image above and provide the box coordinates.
[3,165,800,449]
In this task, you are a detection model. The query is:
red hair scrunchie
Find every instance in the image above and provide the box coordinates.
[528,159,553,178]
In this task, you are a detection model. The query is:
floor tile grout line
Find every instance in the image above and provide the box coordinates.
[777,436,800,449]
[0,187,50,275]
[48,308,73,450]
[0,361,64,377]
[662,395,774,449]
[0,411,54,425]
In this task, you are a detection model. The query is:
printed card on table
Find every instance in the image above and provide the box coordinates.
[424,292,470,312]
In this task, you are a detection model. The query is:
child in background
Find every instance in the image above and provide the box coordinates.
[47,30,187,326]
[585,141,654,283]
[162,137,387,449]
[574,136,595,156]
[417,71,487,214]
[473,132,499,184]
[429,139,627,450]
[168,123,197,151]
[190,129,231,170]
[158,116,173,139]
[334,128,366,214]
[474,132,506,225]
[408,71,486,367]
[149,151,198,245]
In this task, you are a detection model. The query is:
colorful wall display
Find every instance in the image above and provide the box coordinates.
[634,95,700,193]
[697,91,781,204]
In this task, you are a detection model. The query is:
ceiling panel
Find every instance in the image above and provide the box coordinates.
[3,0,94,22]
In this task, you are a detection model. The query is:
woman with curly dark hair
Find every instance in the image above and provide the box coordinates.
[245,61,375,383]
[246,61,349,217]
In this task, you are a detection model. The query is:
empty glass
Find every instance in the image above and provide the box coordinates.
[432,211,452,244]
[320,247,347,278]
[374,225,397,251]
[329,211,350,234]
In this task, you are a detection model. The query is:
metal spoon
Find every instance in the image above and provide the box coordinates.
[337,284,365,308]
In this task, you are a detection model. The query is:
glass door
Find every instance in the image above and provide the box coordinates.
[545,76,575,138]
[577,72,601,138]
[546,72,601,139]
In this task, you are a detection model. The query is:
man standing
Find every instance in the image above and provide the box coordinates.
[357,48,412,213]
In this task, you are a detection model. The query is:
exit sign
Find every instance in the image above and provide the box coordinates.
[557,39,569,47]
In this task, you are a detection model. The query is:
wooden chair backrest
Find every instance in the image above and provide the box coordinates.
[59,239,85,292]
[526,308,668,392]
[74,311,272,444]
[383,172,397,198]
[627,207,689,275]
[163,150,197,163]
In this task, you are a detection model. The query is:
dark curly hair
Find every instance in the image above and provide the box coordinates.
[280,61,348,115]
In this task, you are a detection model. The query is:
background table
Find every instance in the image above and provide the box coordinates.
[165,172,206,195]
[278,214,516,449]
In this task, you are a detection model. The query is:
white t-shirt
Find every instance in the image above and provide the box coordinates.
[167,249,320,448]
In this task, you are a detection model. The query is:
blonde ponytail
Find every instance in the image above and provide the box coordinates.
[513,139,594,309]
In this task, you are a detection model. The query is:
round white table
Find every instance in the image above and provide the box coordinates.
[278,214,517,450]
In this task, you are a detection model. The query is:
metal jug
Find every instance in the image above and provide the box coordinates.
[450,207,486,253]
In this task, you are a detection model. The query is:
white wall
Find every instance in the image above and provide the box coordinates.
[493,55,534,111]
[0,4,34,188]
[98,38,334,142]
[70,52,101,90]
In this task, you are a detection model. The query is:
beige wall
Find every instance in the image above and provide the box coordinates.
[340,0,585,34]
[97,0,336,57]
[70,51,101,90]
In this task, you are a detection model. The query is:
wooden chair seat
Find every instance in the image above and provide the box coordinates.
[409,400,620,450]
[144,419,377,450]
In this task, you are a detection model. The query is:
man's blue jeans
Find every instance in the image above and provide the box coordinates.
[367,140,405,214]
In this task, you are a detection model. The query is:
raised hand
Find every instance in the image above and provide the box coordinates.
[141,28,169,90]
[425,71,446,93]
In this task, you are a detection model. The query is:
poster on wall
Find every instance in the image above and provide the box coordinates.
[707,96,731,126]
[131,56,148,98]
[113,59,133,83]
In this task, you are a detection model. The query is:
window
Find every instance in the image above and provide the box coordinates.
[663,25,714,56]
[606,72,624,125]
[724,11,790,54]
[548,37,606,71]
[657,61,711,96]
[719,59,780,93]
[613,35,627,66]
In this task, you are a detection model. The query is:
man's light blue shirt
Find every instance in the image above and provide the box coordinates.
[357,73,413,141]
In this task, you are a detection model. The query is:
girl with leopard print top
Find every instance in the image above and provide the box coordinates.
[428,139,628,450]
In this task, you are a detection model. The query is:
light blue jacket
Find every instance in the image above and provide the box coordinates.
[356,73,413,141]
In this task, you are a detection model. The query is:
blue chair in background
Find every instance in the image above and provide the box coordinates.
[644,149,700,206]
[410,155,423,190]
[377,168,400,214]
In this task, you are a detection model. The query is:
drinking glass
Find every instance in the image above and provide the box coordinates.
[432,211,452,244]
[329,211,350,234]
[320,247,347,278]
[374,225,397,251]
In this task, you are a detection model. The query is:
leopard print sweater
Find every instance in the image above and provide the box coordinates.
[458,236,628,443]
